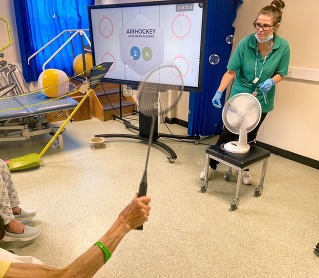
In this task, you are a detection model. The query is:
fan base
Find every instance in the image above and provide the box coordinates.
[224,141,250,154]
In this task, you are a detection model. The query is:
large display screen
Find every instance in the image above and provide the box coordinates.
[88,0,207,91]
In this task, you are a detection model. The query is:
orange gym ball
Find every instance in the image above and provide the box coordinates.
[73,54,93,77]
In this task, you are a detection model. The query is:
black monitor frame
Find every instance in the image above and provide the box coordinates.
[88,0,207,92]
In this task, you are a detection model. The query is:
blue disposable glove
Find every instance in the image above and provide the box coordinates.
[258,78,275,93]
[212,91,223,108]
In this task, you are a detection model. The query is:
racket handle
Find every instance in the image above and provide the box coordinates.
[136,224,143,230]
[138,180,147,197]
[136,180,147,231]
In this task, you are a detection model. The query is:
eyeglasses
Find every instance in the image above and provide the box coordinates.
[253,22,275,31]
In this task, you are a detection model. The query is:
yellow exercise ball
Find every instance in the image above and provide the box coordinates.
[73,53,93,77]
[38,69,69,98]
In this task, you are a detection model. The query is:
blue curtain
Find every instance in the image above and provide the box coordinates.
[13,0,94,82]
[188,0,243,136]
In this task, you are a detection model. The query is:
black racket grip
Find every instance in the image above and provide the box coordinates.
[136,224,143,230]
[138,180,147,197]
[135,180,147,230]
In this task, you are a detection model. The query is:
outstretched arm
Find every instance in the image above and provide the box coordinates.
[4,195,151,278]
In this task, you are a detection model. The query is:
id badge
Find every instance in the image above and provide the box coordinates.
[253,77,259,84]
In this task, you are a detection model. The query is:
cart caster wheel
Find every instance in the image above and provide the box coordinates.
[224,171,232,181]
[314,243,319,257]
[254,186,263,197]
[230,199,239,211]
[168,158,176,163]
[201,182,208,193]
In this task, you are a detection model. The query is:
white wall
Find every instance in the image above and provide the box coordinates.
[233,0,319,161]
[2,0,318,161]
[1,2,21,69]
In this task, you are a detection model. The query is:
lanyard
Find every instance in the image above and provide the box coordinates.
[253,41,273,85]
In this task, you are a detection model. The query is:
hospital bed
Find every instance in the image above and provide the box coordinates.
[0,91,78,147]
[0,50,77,148]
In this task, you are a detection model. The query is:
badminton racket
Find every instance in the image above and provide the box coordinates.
[135,64,184,230]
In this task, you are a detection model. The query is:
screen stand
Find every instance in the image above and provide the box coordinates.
[95,86,200,162]
[96,113,177,162]
[109,84,124,122]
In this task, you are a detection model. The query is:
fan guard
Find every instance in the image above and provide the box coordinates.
[222,93,262,154]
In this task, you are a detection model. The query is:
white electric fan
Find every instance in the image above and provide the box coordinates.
[222,93,262,154]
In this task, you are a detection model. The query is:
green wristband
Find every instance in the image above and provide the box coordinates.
[94,241,112,262]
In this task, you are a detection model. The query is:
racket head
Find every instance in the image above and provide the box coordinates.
[136,64,184,118]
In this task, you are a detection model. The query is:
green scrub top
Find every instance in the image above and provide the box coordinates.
[227,33,290,112]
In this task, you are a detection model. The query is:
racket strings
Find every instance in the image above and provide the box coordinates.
[137,65,183,118]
